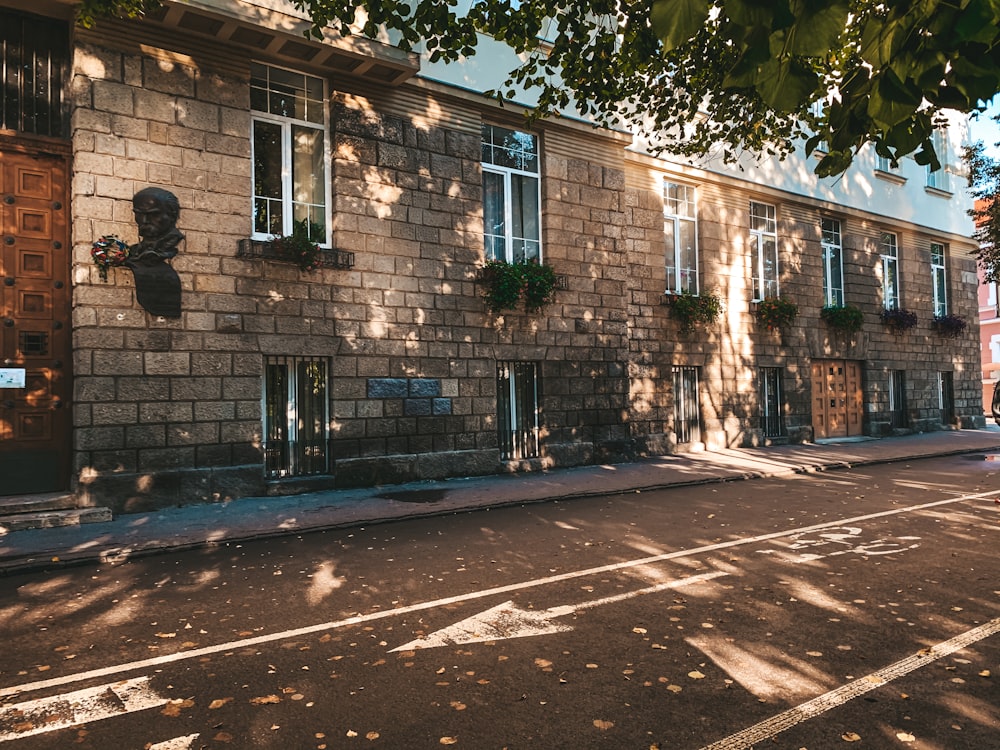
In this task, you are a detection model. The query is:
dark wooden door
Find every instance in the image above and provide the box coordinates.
[0,145,71,494]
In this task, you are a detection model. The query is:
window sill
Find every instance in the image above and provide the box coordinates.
[924,185,953,199]
[874,169,906,185]
[237,238,355,269]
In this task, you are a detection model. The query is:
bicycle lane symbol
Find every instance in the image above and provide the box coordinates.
[757,526,921,563]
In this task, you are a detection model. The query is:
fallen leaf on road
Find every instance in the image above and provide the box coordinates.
[896,732,915,742]
[160,699,194,717]
[806,651,823,657]
[979,670,991,678]
[213,732,233,742]
[593,720,614,730]
[450,701,467,711]
[440,737,458,745]
[366,732,380,740]
[250,695,281,705]
[155,632,177,639]
[347,730,358,737]
[841,732,861,742]
[208,698,232,709]
[688,671,705,679]
[667,685,682,693]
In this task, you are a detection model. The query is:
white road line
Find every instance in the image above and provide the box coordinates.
[1,488,995,700]
[149,734,200,750]
[0,676,166,742]
[699,617,1000,750]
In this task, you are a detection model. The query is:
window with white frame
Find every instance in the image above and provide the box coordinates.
[930,242,948,317]
[749,201,778,301]
[664,181,698,294]
[251,62,329,243]
[496,361,539,460]
[672,365,701,444]
[482,124,541,263]
[926,129,949,191]
[263,355,329,478]
[875,153,893,172]
[759,367,784,438]
[880,232,900,310]
[889,369,907,428]
[821,218,844,307]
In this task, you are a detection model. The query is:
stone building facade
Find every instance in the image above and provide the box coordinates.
[0,1,983,512]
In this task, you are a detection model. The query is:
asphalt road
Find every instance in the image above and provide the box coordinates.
[0,454,997,749]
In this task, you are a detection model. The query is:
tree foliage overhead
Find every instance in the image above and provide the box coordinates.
[79,0,1000,177]
[966,117,1000,283]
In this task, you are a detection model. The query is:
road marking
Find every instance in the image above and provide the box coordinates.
[391,571,727,651]
[757,526,922,562]
[149,734,200,750]
[1,488,995,700]
[0,676,166,742]
[699,617,1000,750]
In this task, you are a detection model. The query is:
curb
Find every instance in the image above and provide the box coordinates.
[4,441,999,577]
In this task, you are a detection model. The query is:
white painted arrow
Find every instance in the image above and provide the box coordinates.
[391,570,726,651]
[0,676,167,742]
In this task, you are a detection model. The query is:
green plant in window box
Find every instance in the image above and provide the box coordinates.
[480,259,558,313]
[272,219,324,273]
[879,307,918,334]
[754,296,798,331]
[668,290,722,333]
[820,304,864,334]
[931,313,968,338]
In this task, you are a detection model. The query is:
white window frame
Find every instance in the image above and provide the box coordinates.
[663,181,698,295]
[250,62,331,245]
[821,217,844,307]
[496,361,540,460]
[926,129,950,191]
[749,200,778,301]
[880,231,900,310]
[262,355,330,478]
[874,154,893,172]
[930,242,947,317]
[482,124,542,263]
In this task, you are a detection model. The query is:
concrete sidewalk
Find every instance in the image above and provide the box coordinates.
[3,427,1000,575]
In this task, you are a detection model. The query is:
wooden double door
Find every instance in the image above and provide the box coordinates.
[0,144,71,494]
[811,360,863,439]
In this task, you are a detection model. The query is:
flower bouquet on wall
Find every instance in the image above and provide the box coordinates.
[91,235,129,281]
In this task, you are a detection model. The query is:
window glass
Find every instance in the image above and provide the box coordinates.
[251,63,328,242]
[664,181,698,294]
[496,361,539,460]
[821,218,844,307]
[880,232,900,310]
[749,201,778,300]
[482,124,541,263]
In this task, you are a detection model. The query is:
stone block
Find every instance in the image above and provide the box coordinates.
[404,398,432,416]
[432,398,453,415]
[367,378,408,398]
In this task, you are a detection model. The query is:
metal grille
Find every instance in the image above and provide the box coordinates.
[497,361,539,460]
[263,356,330,478]
[759,367,784,438]
[0,9,67,137]
[938,371,954,424]
[672,366,701,444]
[889,370,907,429]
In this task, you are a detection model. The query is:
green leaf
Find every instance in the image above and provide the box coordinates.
[867,68,921,128]
[651,0,711,51]
[753,58,818,112]
[954,0,1000,43]
[785,0,848,57]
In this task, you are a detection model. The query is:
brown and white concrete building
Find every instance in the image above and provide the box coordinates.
[0,0,985,513]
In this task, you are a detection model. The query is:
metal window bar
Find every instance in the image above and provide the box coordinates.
[0,9,67,137]
[939,372,954,424]
[889,370,907,429]
[263,356,330,477]
[759,367,785,438]
[672,366,701,444]
[497,361,539,460]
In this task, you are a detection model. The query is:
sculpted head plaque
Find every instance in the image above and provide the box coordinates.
[125,187,183,317]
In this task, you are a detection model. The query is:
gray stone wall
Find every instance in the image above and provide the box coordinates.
[66,39,982,513]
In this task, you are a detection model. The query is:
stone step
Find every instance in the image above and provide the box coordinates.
[0,507,113,534]
[0,493,77,515]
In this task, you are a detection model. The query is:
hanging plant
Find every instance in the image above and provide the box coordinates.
[931,313,968,338]
[668,290,722,333]
[271,219,323,272]
[522,262,558,313]
[879,307,918,334]
[91,235,130,281]
[480,259,558,313]
[820,304,864,334]
[754,296,798,331]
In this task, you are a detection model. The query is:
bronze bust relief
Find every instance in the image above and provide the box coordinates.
[126,187,183,317]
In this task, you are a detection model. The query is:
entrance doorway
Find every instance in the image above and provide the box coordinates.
[811,360,863,439]
[0,145,71,494]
